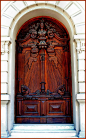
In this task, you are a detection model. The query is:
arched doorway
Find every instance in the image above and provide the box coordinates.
[15,16,73,124]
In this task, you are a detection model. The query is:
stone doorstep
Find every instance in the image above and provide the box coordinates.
[12,129,76,133]
[8,124,78,138]
[12,124,74,132]
[8,132,78,138]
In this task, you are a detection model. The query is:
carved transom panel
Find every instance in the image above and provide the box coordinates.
[16,17,70,51]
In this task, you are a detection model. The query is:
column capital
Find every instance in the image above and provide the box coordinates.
[74,35,85,54]
[1,37,12,54]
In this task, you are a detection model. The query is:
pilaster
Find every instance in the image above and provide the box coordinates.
[1,37,12,94]
[1,37,11,137]
[1,95,10,138]
[74,35,85,94]
[76,94,85,138]
[74,35,85,138]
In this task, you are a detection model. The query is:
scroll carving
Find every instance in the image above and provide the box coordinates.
[57,84,66,96]
[28,57,37,69]
[21,85,30,95]
[28,45,38,69]
[49,56,58,68]
[20,84,66,98]
[17,18,69,50]
[16,18,69,68]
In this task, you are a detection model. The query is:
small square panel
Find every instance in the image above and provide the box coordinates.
[47,100,65,115]
[26,105,37,112]
[23,100,40,115]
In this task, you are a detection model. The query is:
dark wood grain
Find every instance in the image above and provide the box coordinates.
[15,16,72,124]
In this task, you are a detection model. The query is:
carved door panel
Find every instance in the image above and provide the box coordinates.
[15,17,72,124]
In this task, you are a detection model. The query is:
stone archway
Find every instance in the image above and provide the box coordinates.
[8,6,77,133]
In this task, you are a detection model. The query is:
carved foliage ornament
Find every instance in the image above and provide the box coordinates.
[21,84,66,98]
[16,18,69,69]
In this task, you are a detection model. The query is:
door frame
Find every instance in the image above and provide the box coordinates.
[7,5,79,134]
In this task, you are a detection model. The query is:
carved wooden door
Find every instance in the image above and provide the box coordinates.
[15,17,72,124]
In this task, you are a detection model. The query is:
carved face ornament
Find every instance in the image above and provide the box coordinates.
[31,29,37,39]
[48,28,54,38]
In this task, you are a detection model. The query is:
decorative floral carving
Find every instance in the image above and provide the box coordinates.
[17,18,69,51]
[30,29,37,39]
[20,84,66,97]
[21,85,30,95]
[57,84,66,96]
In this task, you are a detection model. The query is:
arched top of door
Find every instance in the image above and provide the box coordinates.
[16,16,69,40]
[16,16,70,53]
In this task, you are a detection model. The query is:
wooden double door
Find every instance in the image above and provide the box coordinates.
[15,17,72,124]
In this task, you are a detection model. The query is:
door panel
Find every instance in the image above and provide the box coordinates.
[15,16,72,124]
[47,101,65,115]
[46,48,65,92]
[22,100,40,116]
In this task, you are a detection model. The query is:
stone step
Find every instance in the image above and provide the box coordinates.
[8,124,78,138]
[13,124,75,130]
[9,132,78,138]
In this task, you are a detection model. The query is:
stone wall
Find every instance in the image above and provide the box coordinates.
[1,1,85,138]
